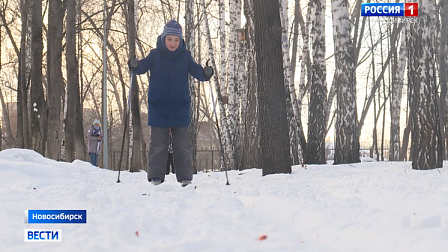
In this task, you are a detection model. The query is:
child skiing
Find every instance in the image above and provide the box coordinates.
[128,19,214,187]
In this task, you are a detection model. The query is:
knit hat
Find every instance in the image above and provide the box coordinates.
[92,119,101,126]
[161,19,183,40]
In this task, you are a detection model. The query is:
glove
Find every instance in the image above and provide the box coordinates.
[203,59,214,80]
[128,57,139,72]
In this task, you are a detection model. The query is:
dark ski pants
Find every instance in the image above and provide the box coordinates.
[148,127,192,182]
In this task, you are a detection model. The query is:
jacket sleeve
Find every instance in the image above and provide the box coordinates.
[133,50,155,75]
[187,54,209,82]
[86,128,98,141]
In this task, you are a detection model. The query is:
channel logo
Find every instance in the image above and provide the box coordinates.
[25,210,87,224]
[24,229,62,242]
[361,3,418,17]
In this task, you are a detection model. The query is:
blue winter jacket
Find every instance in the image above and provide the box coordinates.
[133,36,209,128]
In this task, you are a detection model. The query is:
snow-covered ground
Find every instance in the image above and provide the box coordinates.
[1,148,447,252]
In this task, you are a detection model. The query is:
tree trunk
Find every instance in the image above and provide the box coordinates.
[128,0,144,172]
[202,0,233,171]
[65,0,78,162]
[46,0,64,160]
[30,0,47,156]
[408,0,443,169]
[186,0,197,173]
[439,0,448,159]
[18,0,31,149]
[296,3,312,154]
[0,86,15,147]
[279,0,299,165]
[228,0,242,168]
[390,28,407,161]
[331,0,360,164]
[75,0,87,161]
[306,0,327,164]
[400,117,411,161]
[242,0,260,169]
[253,0,291,175]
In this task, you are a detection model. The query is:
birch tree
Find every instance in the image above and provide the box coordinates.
[253,0,291,175]
[408,0,442,169]
[201,0,233,171]
[228,0,242,167]
[331,0,360,164]
[279,0,301,164]
[128,0,145,172]
[389,28,407,161]
[186,0,197,172]
[439,0,448,157]
[306,0,327,164]
[297,3,312,154]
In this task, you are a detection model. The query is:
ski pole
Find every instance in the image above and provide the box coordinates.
[117,72,134,183]
[208,78,230,185]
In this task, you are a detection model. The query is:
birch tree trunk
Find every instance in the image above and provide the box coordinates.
[390,28,407,161]
[253,0,291,175]
[279,0,300,165]
[331,0,360,164]
[408,0,443,169]
[30,0,47,156]
[128,0,144,172]
[439,0,448,158]
[228,0,242,167]
[219,0,226,102]
[201,0,233,171]
[235,10,247,170]
[65,0,78,162]
[186,0,197,173]
[297,3,312,154]
[306,0,327,164]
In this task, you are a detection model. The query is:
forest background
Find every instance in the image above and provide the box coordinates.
[0,0,446,172]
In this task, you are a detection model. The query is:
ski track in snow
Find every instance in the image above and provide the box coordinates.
[0,148,447,252]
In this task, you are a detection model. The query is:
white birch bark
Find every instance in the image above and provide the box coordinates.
[440,0,448,156]
[408,0,442,169]
[279,0,302,163]
[298,4,312,101]
[331,0,360,164]
[306,0,327,164]
[219,0,226,105]
[186,0,197,172]
[390,28,407,161]
[201,0,234,170]
[227,0,241,150]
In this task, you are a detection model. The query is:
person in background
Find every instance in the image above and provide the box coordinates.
[128,19,214,187]
[87,119,103,166]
